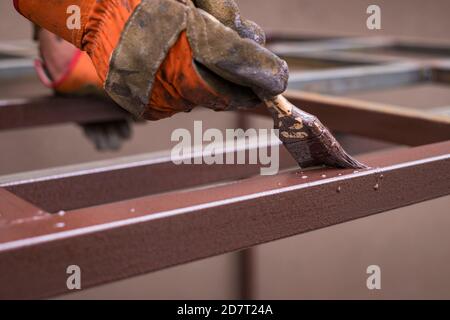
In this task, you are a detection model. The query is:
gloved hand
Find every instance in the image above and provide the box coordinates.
[81,119,133,151]
[15,0,288,120]
[193,0,266,46]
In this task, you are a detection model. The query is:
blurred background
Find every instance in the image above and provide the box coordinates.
[0,0,449,299]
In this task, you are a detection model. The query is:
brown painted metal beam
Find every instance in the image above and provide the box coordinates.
[0,141,448,299]
[2,89,449,212]
[1,145,297,213]
[284,91,450,146]
[2,88,447,149]
[0,96,129,130]
[0,189,49,226]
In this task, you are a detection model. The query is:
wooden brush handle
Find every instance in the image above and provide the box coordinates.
[259,95,293,116]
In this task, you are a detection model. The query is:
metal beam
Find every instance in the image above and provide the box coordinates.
[0,138,296,213]
[288,63,428,94]
[4,88,450,213]
[0,189,49,225]
[0,96,130,130]
[0,91,450,154]
[2,89,449,150]
[284,91,450,146]
[0,141,448,299]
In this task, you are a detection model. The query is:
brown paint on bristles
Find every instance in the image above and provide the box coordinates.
[258,94,367,170]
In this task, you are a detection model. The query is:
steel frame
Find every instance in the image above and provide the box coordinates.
[0,96,130,130]
[0,36,449,299]
[0,141,448,299]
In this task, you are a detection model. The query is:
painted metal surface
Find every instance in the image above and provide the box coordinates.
[1,140,295,212]
[285,91,450,146]
[0,97,129,130]
[0,141,448,299]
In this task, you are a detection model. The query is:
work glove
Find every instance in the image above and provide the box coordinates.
[193,0,267,45]
[15,0,288,120]
[81,119,133,151]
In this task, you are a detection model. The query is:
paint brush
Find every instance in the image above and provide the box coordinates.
[258,93,367,169]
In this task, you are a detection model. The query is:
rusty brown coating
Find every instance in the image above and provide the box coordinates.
[0,141,448,299]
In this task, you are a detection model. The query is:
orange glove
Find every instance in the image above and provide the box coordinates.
[15,0,288,120]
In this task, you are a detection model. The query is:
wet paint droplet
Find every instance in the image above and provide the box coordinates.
[130,208,136,213]
[321,174,327,178]
[302,175,308,179]
[58,210,66,217]
[337,186,342,193]
[338,173,343,176]
[374,184,380,191]
[380,174,384,180]
[55,222,65,228]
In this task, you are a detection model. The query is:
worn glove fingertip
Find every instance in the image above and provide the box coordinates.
[239,20,266,46]
[259,57,289,97]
